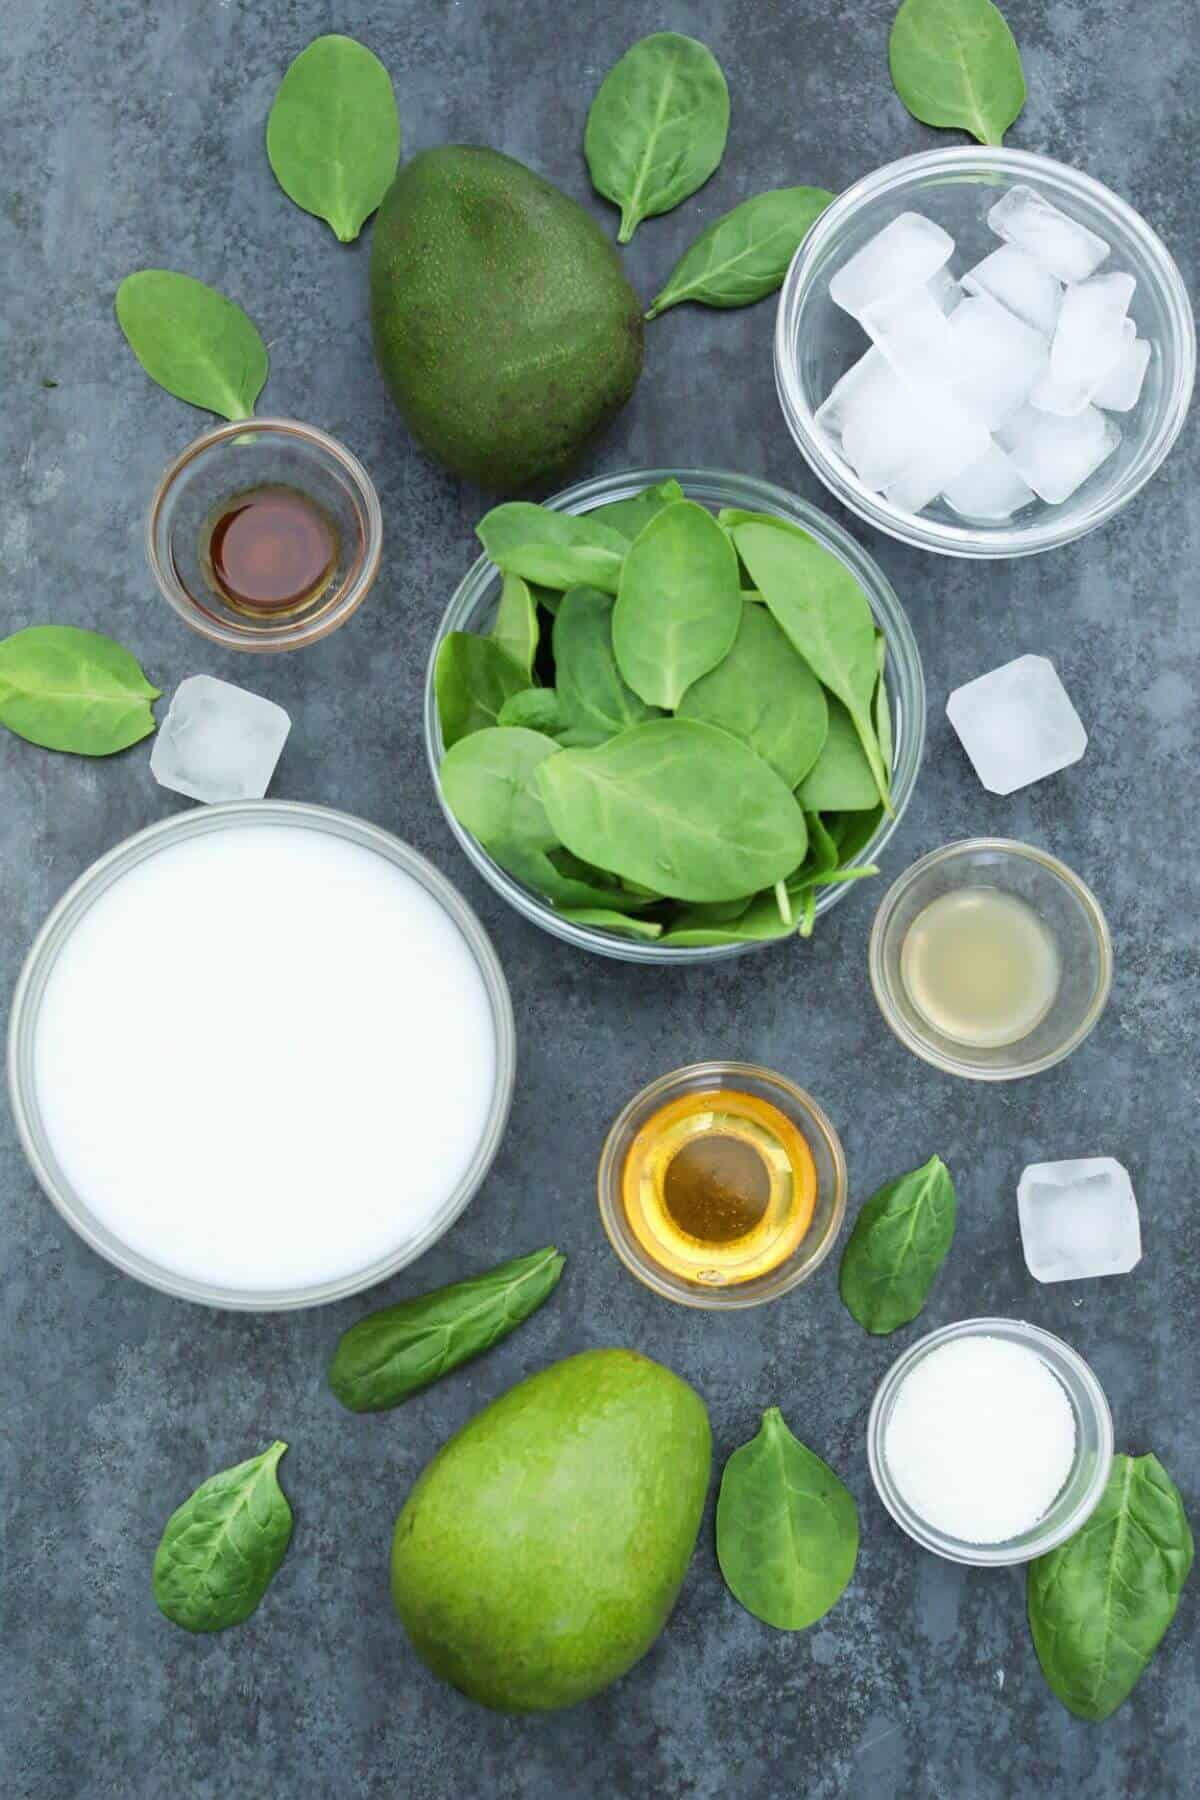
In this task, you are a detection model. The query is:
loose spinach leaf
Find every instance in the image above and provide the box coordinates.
[838,1155,957,1335]
[889,0,1026,147]
[434,633,528,747]
[115,271,268,420]
[267,35,401,242]
[647,187,835,319]
[734,520,891,811]
[1028,1453,1193,1721]
[585,33,730,243]
[554,586,662,746]
[152,1442,293,1633]
[556,908,664,940]
[491,573,539,678]
[329,1247,564,1412]
[678,600,828,787]
[497,687,566,734]
[717,1409,858,1629]
[537,717,808,903]
[0,626,159,755]
[440,726,561,853]
[592,478,685,540]
[613,500,741,709]
[797,696,881,812]
[477,504,628,594]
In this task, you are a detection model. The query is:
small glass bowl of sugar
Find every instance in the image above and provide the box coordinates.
[775,146,1194,558]
[867,1318,1113,1566]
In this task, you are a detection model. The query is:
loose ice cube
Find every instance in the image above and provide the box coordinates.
[962,244,1063,336]
[942,444,1036,521]
[1093,325,1151,412]
[927,264,964,315]
[947,295,1049,428]
[151,675,291,804]
[988,185,1110,284]
[997,404,1121,504]
[829,211,954,319]
[1031,272,1136,415]
[946,654,1087,795]
[1018,1159,1141,1283]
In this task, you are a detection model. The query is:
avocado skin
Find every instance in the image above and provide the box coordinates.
[390,1348,712,1711]
[369,147,645,493]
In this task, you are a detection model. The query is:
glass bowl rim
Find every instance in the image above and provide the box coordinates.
[6,800,516,1311]
[423,465,926,963]
[596,1059,848,1309]
[866,1315,1115,1566]
[868,836,1114,1080]
[775,144,1196,560]
[145,416,384,652]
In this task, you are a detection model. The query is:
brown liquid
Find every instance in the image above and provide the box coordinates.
[205,486,338,617]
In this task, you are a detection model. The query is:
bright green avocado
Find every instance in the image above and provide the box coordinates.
[390,1348,711,1711]
[369,147,645,492]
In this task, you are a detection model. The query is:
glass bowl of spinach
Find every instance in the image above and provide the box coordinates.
[776,146,1195,558]
[424,469,925,962]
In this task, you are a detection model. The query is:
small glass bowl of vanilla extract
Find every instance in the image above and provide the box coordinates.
[146,419,382,651]
[598,1062,847,1310]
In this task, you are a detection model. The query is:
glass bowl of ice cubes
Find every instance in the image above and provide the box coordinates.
[776,147,1195,557]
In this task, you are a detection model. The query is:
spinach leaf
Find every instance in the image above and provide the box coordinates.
[889,0,1026,147]
[477,504,628,594]
[493,842,652,911]
[717,1408,858,1629]
[797,696,881,812]
[554,586,662,746]
[585,33,730,243]
[329,1247,564,1412]
[827,804,885,863]
[497,687,566,734]
[434,633,528,747]
[115,271,268,420]
[267,35,401,242]
[661,887,802,948]
[441,725,562,856]
[613,500,741,709]
[647,187,835,319]
[592,479,685,540]
[556,909,664,940]
[1028,1453,1193,1721]
[734,520,891,811]
[491,573,539,678]
[677,600,828,787]
[838,1155,957,1334]
[152,1442,293,1633]
[0,626,159,755]
[537,717,808,903]
[873,634,894,776]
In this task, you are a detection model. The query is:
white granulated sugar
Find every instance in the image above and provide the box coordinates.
[884,1335,1077,1543]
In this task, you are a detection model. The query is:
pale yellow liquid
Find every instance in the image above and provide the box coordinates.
[900,887,1060,1048]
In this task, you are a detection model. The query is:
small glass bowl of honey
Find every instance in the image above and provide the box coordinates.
[146,418,382,652]
[598,1062,847,1309]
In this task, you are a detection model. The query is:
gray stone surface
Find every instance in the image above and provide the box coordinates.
[2,1,1196,1794]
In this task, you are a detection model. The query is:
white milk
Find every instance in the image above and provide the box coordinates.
[32,824,499,1294]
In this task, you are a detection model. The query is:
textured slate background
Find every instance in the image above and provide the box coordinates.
[2,2,1197,1795]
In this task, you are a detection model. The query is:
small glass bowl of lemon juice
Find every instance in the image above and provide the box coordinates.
[869,839,1112,1080]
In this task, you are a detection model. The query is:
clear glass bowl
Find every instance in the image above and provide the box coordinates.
[867,1317,1114,1566]
[869,837,1112,1080]
[776,146,1195,558]
[146,418,383,651]
[6,802,515,1311]
[424,467,925,963]
[596,1061,847,1310]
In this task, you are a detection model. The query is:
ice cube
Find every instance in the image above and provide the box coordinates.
[946,295,1050,429]
[814,348,894,444]
[1031,273,1136,415]
[862,284,956,388]
[942,444,1036,521]
[927,264,964,316]
[885,455,948,515]
[829,212,954,319]
[1018,1158,1141,1283]
[946,654,1087,795]
[151,675,291,804]
[996,404,1121,504]
[962,244,1064,337]
[843,375,989,494]
[1093,325,1151,412]
[988,185,1110,284]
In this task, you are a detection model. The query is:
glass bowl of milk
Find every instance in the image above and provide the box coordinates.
[7,803,515,1308]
